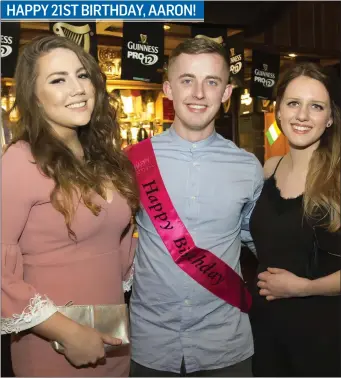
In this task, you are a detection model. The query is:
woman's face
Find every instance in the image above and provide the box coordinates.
[35,48,95,135]
[278,75,332,149]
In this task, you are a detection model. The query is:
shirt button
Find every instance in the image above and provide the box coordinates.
[184,299,191,305]
[191,196,196,200]
[193,162,199,166]
[192,144,197,149]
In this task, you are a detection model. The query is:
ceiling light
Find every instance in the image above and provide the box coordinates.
[163,24,171,30]
[288,53,297,58]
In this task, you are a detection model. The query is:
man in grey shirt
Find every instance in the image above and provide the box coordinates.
[129,37,263,377]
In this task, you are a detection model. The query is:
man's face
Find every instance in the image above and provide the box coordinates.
[163,53,232,133]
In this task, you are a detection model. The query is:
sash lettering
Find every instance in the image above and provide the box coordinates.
[126,139,251,313]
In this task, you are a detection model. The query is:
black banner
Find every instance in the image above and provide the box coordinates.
[121,23,164,83]
[49,22,98,60]
[227,32,244,88]
[191,26,245,87]
[1,22,21,78]
[250,50,280,99]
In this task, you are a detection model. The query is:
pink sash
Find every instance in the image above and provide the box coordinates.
[126,139,251,313]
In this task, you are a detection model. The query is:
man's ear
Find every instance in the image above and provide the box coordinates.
[163,80,173,101]
[221,84,233,103]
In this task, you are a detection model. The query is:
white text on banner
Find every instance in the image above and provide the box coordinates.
[1,1,204,21]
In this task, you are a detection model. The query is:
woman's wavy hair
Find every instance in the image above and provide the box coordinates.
[7,35,139,239]
[275,62,340,232]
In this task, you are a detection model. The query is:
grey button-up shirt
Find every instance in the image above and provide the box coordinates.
[130,127,263,373]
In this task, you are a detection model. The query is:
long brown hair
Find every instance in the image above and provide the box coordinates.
[275,62,340,232]
[7,35,139,239]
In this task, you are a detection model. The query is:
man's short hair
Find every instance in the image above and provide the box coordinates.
[167,37,230,73]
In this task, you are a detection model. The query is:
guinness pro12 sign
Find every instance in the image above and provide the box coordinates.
[250,50,280,99]
[1,22,21,78]
[227,32,244,88]
[121,23,164,83]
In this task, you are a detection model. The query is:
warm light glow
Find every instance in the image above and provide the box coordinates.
[1,98,7,111]
[121,129,127,139]
[288,53,297,58]
[131,127,139,141]
[121,95,133,114]
[241,89,253,106]
[147,101,155,116]
[163,24,171,30]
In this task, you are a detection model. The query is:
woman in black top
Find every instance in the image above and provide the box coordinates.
[250,63,340,377]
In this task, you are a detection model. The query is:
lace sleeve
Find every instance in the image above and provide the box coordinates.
[1,294,58,335]
[1,145,58,335]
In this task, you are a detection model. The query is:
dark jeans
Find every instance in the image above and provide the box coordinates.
[130,357,252,377]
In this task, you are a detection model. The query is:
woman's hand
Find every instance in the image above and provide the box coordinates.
[62,324,122,367]
[33,312,122,367]
[257,267,310,300]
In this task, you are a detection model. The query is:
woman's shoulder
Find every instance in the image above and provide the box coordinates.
[263,156,283,179]
[3,141,34,161]
[2,141,38,177]
[2,141,53,198]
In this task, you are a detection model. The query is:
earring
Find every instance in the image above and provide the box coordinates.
[327,121,332,127]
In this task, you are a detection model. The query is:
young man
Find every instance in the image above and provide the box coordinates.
[128,38,263,377]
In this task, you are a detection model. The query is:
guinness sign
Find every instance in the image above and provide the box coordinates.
[49,22,98,60]
[227,32,244,88]
[121,23,164,83]
[1,22,20,78]
[250,50,280,99]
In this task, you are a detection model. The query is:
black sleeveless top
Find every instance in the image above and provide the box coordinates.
[249,158,340,321]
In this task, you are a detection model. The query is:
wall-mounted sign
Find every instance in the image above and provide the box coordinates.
[98,47,121,79]
[1,22,20,78]
[240,89,254,114]
[49,22,98,60]
[241,90,252,106]
[227,32,244,88]
[121,22,164,83]
[250,50,280,99]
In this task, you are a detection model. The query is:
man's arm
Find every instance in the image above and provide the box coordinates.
[241,159,264,256]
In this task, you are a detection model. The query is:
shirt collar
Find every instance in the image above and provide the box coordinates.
[169,126,217,150]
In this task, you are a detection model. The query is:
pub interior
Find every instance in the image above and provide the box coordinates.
[1,1,340,376]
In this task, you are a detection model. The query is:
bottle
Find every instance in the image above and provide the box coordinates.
[127,127,133,145]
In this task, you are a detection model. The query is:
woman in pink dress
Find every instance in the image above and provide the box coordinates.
[1,35,139,377]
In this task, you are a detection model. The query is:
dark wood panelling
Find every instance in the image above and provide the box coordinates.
[313,2,323,50]
[297,2,316,49]
[246,1,340,58]
[321,2,341,51]
[290,2,299,49]
[272,9,291,48]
